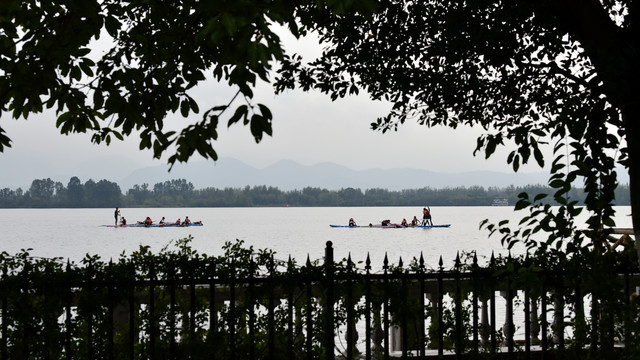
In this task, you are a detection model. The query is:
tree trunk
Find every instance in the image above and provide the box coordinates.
[553,0,640,264]
[624,113,640,265]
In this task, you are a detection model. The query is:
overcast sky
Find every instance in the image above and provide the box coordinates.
[0,26,551,190]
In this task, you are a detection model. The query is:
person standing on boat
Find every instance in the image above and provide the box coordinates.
[114,207,120,226]
[422,207,433,226]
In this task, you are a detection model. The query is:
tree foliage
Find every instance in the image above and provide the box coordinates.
[0,0,376,165]
[274,0,639,258]
[2,1,638,258]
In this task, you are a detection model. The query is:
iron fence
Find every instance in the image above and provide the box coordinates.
[0,241,638,359]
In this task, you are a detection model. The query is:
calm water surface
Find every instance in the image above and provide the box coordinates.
[0,206,632,270]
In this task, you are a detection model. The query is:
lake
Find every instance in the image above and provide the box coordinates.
[0,206,633,270]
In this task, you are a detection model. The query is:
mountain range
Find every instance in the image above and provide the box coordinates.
[117,158,552,191]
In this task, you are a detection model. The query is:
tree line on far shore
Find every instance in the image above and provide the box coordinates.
[0,176,631,208]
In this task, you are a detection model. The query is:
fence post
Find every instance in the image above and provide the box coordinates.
[325,241,335,360]
[107,259,114,360]
[149,262,156,360]
[208,258,217,360]
[505,253,514,358]
[490,252,496,355]
[541,279,548,359]
[87,260,94,360]
[419,253,426,359]
[305,256,313,360]
[286,256,295,360]
[399,257,407,359]
[229,260,236,359]
[268,255,276,360]
[128,260,136,360]
[169,259,176,360]
[365,253,373,360]
[472,252,479,354]
[455,252,462,358]
[524,254,532,359]
[2,265,8,359]
[65,260,73,360]
[383,254,390,359]
[346,253,358,359]
[248,257,256,360]
[437,256,444,358]
[553,274,564,350]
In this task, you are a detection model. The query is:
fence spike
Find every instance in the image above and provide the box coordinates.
[439,256,444,270]
[383,253,389,270]
[287,255,294,271]
[491,251,496,266]
[365,253,371,271]
[473,251,478,268]
[455,252,461,268]
[306,254,312,267]
[419,252,425,271]
[398,257,403,268]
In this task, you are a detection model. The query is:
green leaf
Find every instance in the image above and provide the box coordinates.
[188,97,200,114]
[514,199,530,211]
[549,179,565,189]
[105,15,121,38]
[228,105,248,127]
[180,99,190,117]
[93,88,104,108]
[70,66,82,81]
[603,217,616,227]
[533,193,547,202]
[56,112,72,129]
[512,154,520,172]
[79,59,95,77]
[485,140,496,158]
[0,131,11,151]
[533,146,544,167]
[250,114,263,142]
[258,104,272,120]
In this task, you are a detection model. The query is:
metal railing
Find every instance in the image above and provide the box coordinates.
[0,241,638,359]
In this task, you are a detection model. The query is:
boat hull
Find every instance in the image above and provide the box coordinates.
[330,224,450,228]
[103,223,203,228]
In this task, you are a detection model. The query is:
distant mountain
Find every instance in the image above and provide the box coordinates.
[117,158,552,191]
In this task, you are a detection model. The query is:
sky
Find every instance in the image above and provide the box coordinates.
[0,26,552,190]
